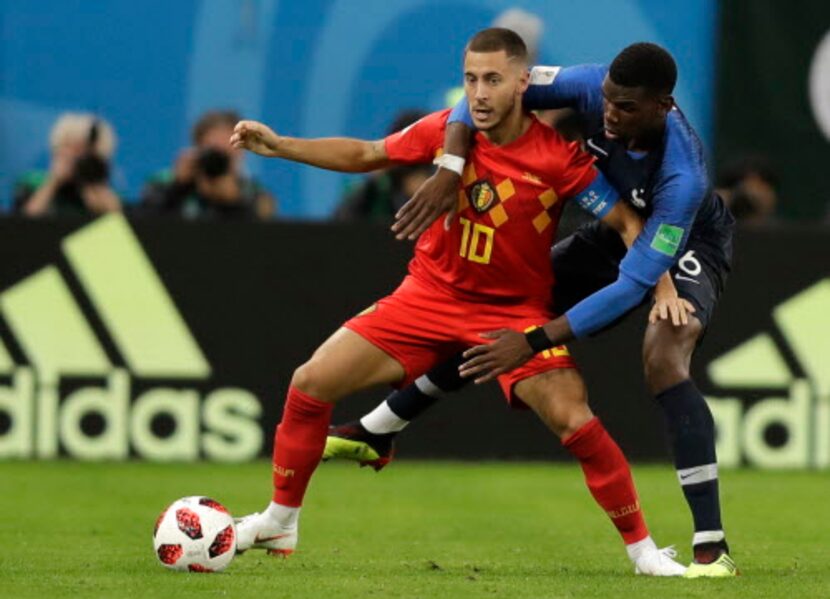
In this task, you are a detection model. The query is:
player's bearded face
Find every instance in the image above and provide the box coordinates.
[601,75,671,149]
[463,50,528,132]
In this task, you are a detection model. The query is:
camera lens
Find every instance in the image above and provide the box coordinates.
[74,153,110,184]
[196,148,231,178]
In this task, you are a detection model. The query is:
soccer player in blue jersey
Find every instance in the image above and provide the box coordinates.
[326,42,737,578]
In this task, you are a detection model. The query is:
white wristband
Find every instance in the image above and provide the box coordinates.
[432,153,465,176]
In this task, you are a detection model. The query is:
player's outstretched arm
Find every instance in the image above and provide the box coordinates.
[391,121,473,240]
[601,202,694,326]
[231,120,392,173]
[459,173,696,384]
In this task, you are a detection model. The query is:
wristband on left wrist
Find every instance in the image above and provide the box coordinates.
[525,327,554,354]
[432,153,465,176]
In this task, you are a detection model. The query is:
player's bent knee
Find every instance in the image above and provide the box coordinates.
[645,317,702,350]
[290,360,335,402]
[551,404,593,439]
[515,369,593,438]
[642,319,702,393]
[643,341,690,393]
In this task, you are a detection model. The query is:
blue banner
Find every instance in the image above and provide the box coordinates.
[1,0,716,217]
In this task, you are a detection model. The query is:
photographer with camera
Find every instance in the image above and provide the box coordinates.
[14,113,121,217]
[716,156,780,226]
[140,110,276,220]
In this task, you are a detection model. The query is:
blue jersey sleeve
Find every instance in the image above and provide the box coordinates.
[565,271,650,339]
[623,111,709,286]
[448,96,474,127]
[448,64,608,127]
[564,239,671,341]
[564,111,711,339]
[523,64,607,116]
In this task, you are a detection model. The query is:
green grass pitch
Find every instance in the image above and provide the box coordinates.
[0,461,827,598]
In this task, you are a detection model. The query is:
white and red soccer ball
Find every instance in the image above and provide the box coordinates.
[153,496,236,572]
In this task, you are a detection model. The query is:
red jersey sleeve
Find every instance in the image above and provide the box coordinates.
[384,109,450,164]
[551,139,597,199]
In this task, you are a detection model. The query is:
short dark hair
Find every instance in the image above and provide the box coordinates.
[466,27,528,63]
[609,42,677,95]
[192,110,241,144]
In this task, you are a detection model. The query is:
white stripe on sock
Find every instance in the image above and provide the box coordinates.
[676,463,718,486]
[693,530,725,546]
[415,374,446,399]
[360,401,409,434]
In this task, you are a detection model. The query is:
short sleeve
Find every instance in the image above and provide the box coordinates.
[384,109,450,164]
[554,140,598,200]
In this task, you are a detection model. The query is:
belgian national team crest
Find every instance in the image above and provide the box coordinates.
[468,180,499,213]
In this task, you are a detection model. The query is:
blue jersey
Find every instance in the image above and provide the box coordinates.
[450,64,734,337]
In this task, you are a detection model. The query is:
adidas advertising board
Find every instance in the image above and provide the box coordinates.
[0,215,262,461]
[705,280,830,469]
[0,217,827,467]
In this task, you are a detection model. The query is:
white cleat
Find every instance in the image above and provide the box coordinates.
[633,545,687,576]
[235,512,298,557]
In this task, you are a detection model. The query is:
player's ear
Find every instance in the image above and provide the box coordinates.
[517,67,530,95]
[657,95,674,116]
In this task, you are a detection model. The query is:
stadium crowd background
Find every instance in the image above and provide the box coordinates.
[3,0,827,223]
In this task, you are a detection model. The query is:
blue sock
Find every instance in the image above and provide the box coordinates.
[386,353,467,421]
[655,379,725,544]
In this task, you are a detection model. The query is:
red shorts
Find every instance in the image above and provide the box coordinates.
[343,275,576,407]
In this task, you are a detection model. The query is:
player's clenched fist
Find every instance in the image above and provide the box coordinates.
[230,120,281,157]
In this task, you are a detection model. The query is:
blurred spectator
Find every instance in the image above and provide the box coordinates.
[716,157,780,225]
[334,110,433,222]
[492,8,543,63]
[13,113,121,217]
[141,110,276,220]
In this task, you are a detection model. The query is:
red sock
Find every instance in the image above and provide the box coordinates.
[562,417,649,545]
[272,386,333,507]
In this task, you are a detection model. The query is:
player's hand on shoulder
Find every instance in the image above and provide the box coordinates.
[649,296,696,327]
[230,120,281,157]
[391,167,459,241]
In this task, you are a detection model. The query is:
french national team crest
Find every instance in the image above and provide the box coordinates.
[468,180,499,213]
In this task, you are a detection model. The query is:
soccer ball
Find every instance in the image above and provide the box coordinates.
[153,496,237,572]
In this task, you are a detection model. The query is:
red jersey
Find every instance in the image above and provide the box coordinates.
[385,109,596,307]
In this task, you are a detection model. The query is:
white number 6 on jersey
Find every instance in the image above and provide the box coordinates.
[678,250,702,277]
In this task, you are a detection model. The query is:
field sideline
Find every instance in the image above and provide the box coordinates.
[0,461,826,598]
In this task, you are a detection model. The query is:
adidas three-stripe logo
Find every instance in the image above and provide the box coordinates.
[0,214,209,382]
[705,279,830,469]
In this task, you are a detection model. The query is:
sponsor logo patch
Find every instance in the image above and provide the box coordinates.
[529,66,561,85]
[650,223,684,257]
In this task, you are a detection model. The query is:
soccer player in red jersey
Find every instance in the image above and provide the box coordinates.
[229,28,685,575]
